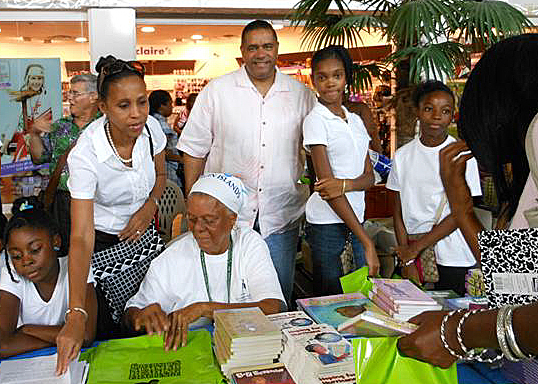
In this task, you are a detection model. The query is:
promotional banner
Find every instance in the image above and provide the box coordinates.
[0,58,62,202]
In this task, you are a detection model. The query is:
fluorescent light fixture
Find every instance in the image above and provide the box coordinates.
[272,23,284,30]
[75,36,87,42]
[191,34,203,40]
[141,26,155,33]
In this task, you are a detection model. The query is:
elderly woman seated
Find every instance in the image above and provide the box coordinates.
[123,173,286,350]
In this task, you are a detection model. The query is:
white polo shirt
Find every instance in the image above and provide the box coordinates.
[386,135,482,267]
[303,102,371,224]
[177,65,316,238]
[125,227,286,313]
[67,115,166,234]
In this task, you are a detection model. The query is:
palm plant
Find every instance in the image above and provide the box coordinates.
[290,0,532,90]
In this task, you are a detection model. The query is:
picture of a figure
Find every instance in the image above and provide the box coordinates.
[335,304,366,318]
[305,343,350,365]
[8,63,52,162]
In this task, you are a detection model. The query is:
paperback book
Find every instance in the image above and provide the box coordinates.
[296,292,385,337]
[337,309,418,337]
[231,363,296,384]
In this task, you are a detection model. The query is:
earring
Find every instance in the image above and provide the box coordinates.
[53,246,60,251]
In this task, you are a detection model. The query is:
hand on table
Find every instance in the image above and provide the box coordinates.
[439,142,474,218]
[397,310,457,369]
[133,303,170,336]
[315,178,346,200]
[164,302,208,351]
[55,315,85,375]
[119,200,156,242]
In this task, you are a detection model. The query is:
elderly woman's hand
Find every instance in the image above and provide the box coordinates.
[397,310,459,369]
[133,303,170,336]
[119,199,157,242]
[439,142,474,219]
[164,302,208,351]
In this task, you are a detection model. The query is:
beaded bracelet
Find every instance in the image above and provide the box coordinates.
[456,309,503,363]
[65,307,89,323]
[440,309,467,359]
[504,306,530,360]
[497,306,519,362]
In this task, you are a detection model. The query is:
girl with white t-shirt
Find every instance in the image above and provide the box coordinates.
[0,207,97,358]
[386,80,481,295]
[56,56,167,374]
[303,45,379,296]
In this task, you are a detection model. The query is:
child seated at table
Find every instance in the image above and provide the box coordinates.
[0,207,97,358]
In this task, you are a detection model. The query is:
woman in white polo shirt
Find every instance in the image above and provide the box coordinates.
[303,46,379,297]
[55,56,167,374]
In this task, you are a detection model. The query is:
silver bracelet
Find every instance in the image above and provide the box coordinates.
[65,307,89,322]
[496,305,519,362]
[440,310,467,359]
[455,309,503,363]
[504,306,530,360]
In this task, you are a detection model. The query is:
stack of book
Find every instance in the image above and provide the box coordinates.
[426,290,459,309]
[281,323,355,384]
[446,296,488,311]
[213,307,282,377]
[296,292,387,337]
[230,363,296,384]
[465,268,485,296]
[369,278,442,321]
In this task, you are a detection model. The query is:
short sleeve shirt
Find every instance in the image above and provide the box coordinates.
[303,102,371,224]
[125,227,285,313]
[67,115,166,234]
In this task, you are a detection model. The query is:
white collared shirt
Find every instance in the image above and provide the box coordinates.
[177,66,316,238]
[303,102,371,224]
[67,115,166,234]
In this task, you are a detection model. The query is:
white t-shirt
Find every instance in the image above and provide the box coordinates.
[126,227,285,313]
[177,66,316,238]
[303,102,371,224]
[386,136,482,267]
[0,257,94,327]
[67,115,166,234]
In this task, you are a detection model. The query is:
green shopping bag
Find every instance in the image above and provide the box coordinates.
[80,329,225,384]
[353,337,457,384]
[340,266,373,296]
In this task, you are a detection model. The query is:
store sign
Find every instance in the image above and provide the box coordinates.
[136,46,172,56]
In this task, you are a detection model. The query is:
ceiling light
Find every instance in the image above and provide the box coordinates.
[191,34,203,40]
[141,26,155,33]
[272,24,284,30]
[75,37,87,43]
[0,28,2,33]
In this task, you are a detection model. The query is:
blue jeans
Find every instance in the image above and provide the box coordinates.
[306,223,366,296]
[263,226,300,308]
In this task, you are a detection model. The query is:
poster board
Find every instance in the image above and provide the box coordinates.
[0,58,62,203]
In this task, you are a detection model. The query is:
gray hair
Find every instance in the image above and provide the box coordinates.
[70,74,97,93]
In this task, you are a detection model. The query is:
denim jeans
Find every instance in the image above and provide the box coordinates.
[306,223,366,296]
[263,226,300,308]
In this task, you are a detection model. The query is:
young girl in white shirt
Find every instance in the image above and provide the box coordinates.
[303,45,379,296]
[0,207,97,358]
[386,80,481,295]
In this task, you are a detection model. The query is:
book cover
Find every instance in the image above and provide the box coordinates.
[214,307,281,345]
[231,363,296,384]
[318,371,356,384]
[295,292,385,336]
[371,278,439,306]
[446,296,488,310]
[283,324,353,371]
[267,311,315,331]
[337,310,418,337]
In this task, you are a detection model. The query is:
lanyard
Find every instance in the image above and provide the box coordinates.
[200,235,233,303]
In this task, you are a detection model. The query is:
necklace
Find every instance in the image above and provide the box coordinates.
[105,121,132,164]
[200,235,233,303]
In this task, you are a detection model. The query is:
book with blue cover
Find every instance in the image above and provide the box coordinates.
[296,292,385,337]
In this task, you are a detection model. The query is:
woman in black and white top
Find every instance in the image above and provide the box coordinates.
[56,56,166,374]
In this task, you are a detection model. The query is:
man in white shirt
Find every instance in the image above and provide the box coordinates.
[177,20,315,305]
[124,173,285,350]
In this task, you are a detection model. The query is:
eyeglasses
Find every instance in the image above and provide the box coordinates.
[67,90,90,99]
[97,60,145,93]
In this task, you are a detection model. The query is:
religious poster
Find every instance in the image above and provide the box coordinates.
[0,58,62,202]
